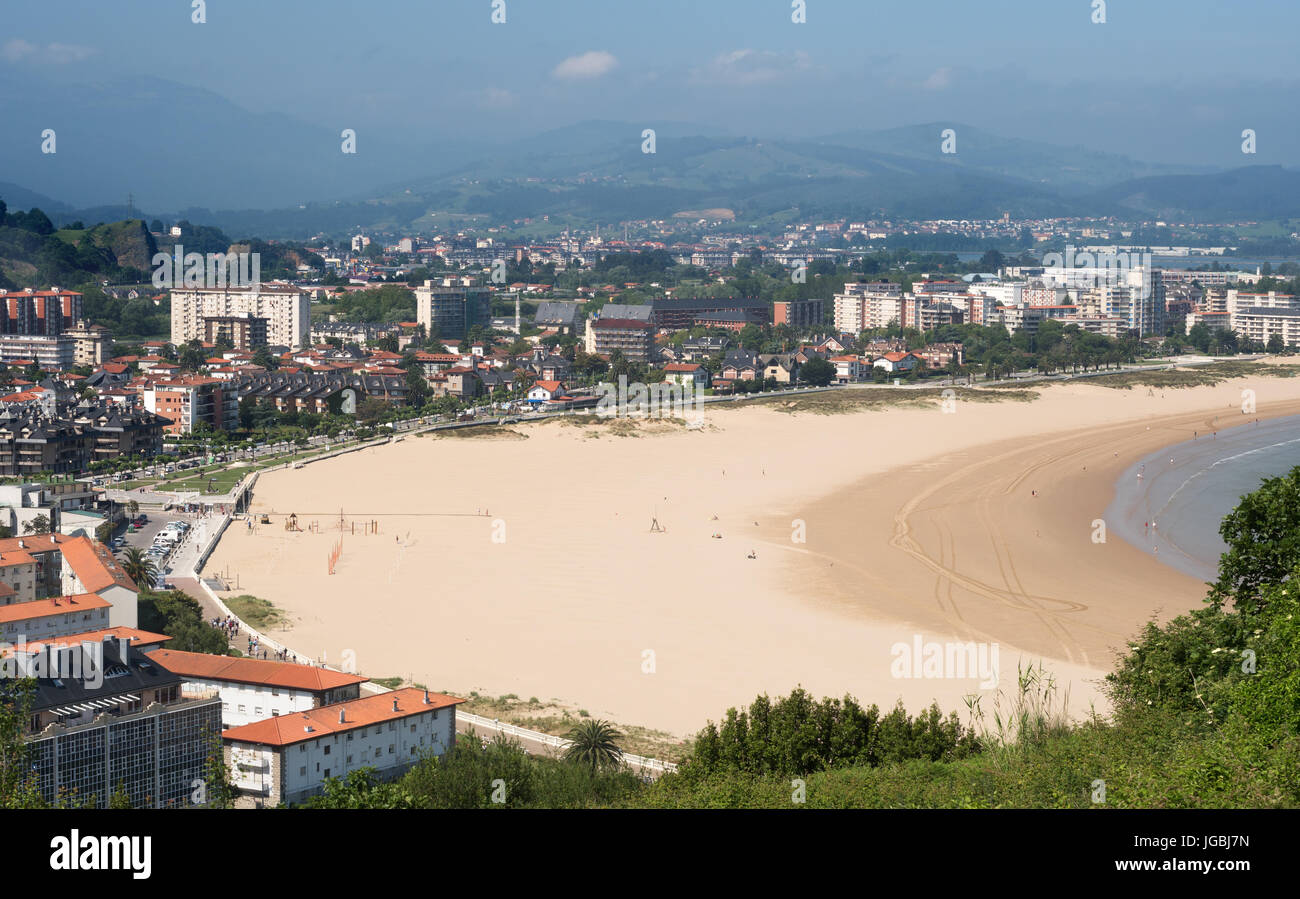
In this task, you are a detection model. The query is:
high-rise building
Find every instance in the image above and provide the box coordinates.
[413,280,490,340]
[170,285,310,348]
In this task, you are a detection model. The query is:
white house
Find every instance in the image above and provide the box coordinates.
[222,687,464,807]
[829,355,863,383]
[873,351,921,373]
[527,380,567,405]
[148,649,370,728]
[661,362,709,389]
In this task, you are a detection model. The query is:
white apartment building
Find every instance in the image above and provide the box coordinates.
[1226,291,1300,315]
[222,687,464,807]
[170,284,310,348]
[1231,302,1300,348]
[148,649,370,729]
[0,335,75,370]
[1037,266,1162,334]
[971,282,1024,307]
[833,281,903,333]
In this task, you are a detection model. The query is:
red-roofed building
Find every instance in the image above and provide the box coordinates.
[872,351,921,374]
[148,648,369,728]
[222,687,464,806]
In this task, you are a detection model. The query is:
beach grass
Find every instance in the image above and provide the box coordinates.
[455,692,689,762]
[745,385,1039,415]
[223,594,288,631]
[1087,360,1300,390]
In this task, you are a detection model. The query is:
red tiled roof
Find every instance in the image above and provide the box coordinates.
[221,687,464,747]
[148,649,369,692]
[58,536,139,592]
[0,593,110,625]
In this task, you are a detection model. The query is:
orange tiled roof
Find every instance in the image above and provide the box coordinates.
[221,687,464,747]
[58,536,139,592]
[148,649,369,692]
[0,593,109,625]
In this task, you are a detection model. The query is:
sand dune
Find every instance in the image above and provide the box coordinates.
[206,375,1300,737]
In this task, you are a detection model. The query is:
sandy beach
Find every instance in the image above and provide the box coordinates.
[205,369,1300,738]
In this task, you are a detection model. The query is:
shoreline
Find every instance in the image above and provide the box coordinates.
[203,372,1300,738]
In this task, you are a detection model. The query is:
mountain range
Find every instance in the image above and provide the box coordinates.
[2,73,1297,238]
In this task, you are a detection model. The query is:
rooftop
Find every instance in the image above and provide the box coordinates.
[221,687,464,747]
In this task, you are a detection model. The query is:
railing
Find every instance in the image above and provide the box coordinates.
[457,710,678,775]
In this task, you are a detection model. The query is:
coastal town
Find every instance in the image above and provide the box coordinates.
[1,208,1298,809]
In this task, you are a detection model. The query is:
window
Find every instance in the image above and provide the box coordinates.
[388,745,394,755]
[323,744,331,755]
[410,724,417,733]
[300,745,306,753]
[346,732,352,741]
[299,766,306,777]
[255,707,263,716]
[315,762,320,772]
[238,705,246,713]
[346,755,353,765]
[324,769,330,779]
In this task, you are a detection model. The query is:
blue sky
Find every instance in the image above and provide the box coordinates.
[2,1,1297,209]
[6,0,1297,151]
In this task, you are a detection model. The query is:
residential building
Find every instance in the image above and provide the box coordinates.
[873,352,922,373]
[829,355,864,383]
[0,335,75,370]
[413,281,491,340]
[772,298,825,330]
[584,317,654,363]
[222,687,464,807]
[170,284,311,348]
[1231,306,1300,348]
[147,649,369,729]
[203,314,268,351]
[649,297,769,330]
[143,377,239,434]
[757,353,800,383]
[662,362,709,389]
[64,324,112,367]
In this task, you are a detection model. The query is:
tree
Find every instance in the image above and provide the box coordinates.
[22,515,50,535]
[562,719,624,773]
[800,356,835,387]
[356,397,387,427]
[121,547,157,589]
[0,678,45,808]
[1210,466,1300,616]
[1267,333,1286,354]
[251,346,278,371]
[178,339,206,372]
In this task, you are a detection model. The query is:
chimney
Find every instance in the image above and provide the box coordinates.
[338,708,346,724]
[392,699,398,712]
[304,725,314,733]
[423,690,430,705]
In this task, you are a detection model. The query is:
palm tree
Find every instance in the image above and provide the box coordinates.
[120,547,157,590]
[562,719,624,773]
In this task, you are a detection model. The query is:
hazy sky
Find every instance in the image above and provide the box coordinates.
[5,0,1298,162]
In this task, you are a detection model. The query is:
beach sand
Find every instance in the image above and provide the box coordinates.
[205,373,1300,738]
